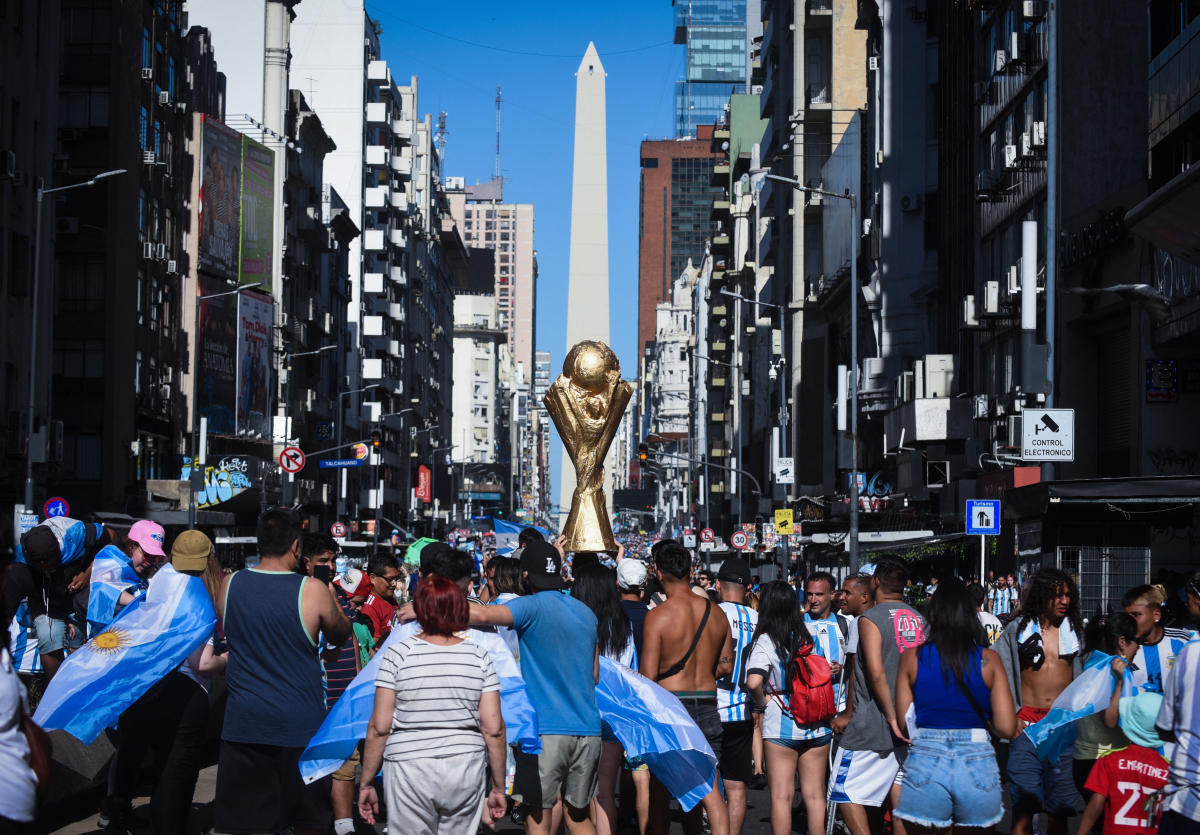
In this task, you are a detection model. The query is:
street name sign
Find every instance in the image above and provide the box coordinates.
[965,499,1001,536]
[1021,408,1075,462]
[319,459,363,469]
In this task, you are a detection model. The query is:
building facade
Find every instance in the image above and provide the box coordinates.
[673,0,749,138]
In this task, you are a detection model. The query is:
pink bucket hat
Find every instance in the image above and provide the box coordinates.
[129,519,167,557]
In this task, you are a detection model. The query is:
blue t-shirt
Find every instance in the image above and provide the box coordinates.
[504,591,601,736]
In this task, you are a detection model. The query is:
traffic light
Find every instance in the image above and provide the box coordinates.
[638,443,649,462]
[371,429,382,448]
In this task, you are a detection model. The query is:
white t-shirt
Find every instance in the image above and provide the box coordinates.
[177,637,215,694]
[0,649,37,822]
[747,634,833,742]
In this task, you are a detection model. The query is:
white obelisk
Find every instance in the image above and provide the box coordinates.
[558,43,612,530]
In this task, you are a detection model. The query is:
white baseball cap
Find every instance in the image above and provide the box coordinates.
[616,559,648,590]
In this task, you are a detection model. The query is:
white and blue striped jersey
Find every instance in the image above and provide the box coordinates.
[988,586,1015,616]
[1130,628,1192,695]
[1157,639,1200,821]
[748,632,834,742]
[717,602,758,723]
[805,612,849,711]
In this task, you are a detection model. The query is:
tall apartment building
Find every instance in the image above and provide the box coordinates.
[637,126,723,357]
[451,248,502,465]
[446,178,537,377]
[532,350,552,522]
[672,0,748,138]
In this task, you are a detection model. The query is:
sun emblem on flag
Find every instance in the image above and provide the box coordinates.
[89,628,131,655]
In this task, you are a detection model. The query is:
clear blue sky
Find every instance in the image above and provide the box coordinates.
[368,2,683,507]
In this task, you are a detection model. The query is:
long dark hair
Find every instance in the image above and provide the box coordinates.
[921,576,986,686]
[572,564,632,658]
[750,581,812,687]
[1017,568,1082,636]
[1084,611,1137,657]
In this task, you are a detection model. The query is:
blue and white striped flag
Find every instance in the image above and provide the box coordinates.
[33,563,215,744]
[7,601,42,675]
[86,545,147,637]
[597,657,717,812]
[1025,651,1134,761]
[299,621,541,784]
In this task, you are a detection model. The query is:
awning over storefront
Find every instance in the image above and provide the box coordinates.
[1127,162,1200,267]
[1005,475,1200,518]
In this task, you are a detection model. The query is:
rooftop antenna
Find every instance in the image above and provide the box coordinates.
[435,110,448,164]
[494,85,502,182]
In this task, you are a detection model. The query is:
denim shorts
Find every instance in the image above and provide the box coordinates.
[1007,728,1079,816]
[895,728,1004,829]
[33,613,85,656]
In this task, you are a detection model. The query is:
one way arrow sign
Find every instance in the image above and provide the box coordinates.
[965,499,1001,536]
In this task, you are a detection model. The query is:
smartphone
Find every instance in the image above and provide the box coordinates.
[313,564,333,585]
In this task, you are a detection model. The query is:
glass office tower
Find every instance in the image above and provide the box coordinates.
[673,0,747,137]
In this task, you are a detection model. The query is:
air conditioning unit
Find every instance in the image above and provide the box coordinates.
[984,280,1002,314]
[1020,131,1034,159]
[1,150,15,178]
[143,151,157,165]
[1004,144,1020,168]
[1007,263,1021,296]
[993,49,1007,74]
[166,260,178,274]
[1023,0,1045,19]
[158,91,170,105]
[142,242,154,260]
[1032,121,1047,148]
[141,67,154,81]
[963,294,979,327]
[900,193,922,213]
[55,217,79,235]
[154,243,167,260]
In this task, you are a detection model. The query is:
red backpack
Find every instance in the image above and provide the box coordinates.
[775,642,837,725]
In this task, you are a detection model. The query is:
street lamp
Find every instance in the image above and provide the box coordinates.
[24,168,128,510]
[334,384,382,518]
[188,281,264,527]
[280,344,336,506]
[749,169,860,571]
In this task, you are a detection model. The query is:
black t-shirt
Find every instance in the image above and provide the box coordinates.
[621,598,649,659]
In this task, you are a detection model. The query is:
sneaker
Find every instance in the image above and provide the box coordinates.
[96,813,110,828]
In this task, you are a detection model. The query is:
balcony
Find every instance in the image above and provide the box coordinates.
[365,145,389,167]
[363,229,385,251]
[387,302,404,321]
[389,191,408,212]
[363,272,385,294]
[711,162,730,186]
[806,83,832,110]
[390,155,412,178]
[365,102,388,124]
[367,60,390,85]
[362,315,386,338]
[391,119,415,142]
[389,265,407,286]
[712,232,730,250]
[362,357,383,379]
[389,228,407,249]
[364,186,389,209]
[710,198,731,220]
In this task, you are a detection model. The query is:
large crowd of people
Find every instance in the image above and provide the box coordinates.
[0,510,1198,835]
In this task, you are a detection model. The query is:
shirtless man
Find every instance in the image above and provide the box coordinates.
[993,568,1083,835]
[640,541,733,835]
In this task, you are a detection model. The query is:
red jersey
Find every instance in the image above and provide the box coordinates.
[1084,744,1170,835]
[360,593,396,642]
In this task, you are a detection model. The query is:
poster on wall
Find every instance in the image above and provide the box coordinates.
[198,276,238,434]
[236,291,274,439]
[239,136,274,286]
[197,116,243,281]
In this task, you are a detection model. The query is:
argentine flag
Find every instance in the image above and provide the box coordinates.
[597,658,718,812]
[492,517,553,556]
[1025,651,1134,761]
[7,601,42,674]
[86,545,147,637]
[300,620,541,784]
[33,563,215,744]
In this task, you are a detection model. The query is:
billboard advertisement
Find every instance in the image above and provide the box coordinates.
[236,291,274,439]
[239,136,274,286]
[197,276,238,434]
[197,116,243,280]
[416,466,432,502]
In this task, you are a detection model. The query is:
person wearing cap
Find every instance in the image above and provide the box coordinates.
[715,557,759,835]
[616,558,649,659]
[1077,691,1171,835]
[85,520,166,638]
[462,539,603,835]
[2,516,123,679]
[104,529,228,834]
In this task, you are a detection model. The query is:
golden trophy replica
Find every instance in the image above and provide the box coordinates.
[544,341,633,553]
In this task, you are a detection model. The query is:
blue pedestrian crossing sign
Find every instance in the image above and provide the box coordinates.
[966,500,1001,535]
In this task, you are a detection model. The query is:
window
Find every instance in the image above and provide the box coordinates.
[139,107,149,151]
[135,351,142,395]
[53,340,105,378]
[56,255,106,312]
[63,434,102,481]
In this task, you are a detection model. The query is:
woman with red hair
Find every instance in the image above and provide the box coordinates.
[358,575,508,832]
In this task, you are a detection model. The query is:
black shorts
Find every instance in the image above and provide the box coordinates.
[213,740,332,834]
[676,696,723,761]
[719,720,755,783]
